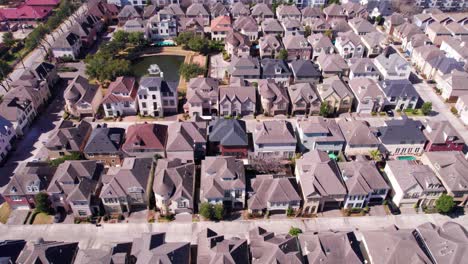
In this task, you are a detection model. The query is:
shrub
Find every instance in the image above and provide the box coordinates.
[421,102,432,115]
[435,194,455,214]
[199,202,213,219]
[451,107,458,116]
[288,227,302,236]
[118,214,125,221]
[286,207,294,217]
[213,204,224,221]
[35,193,52,214]
[103,215,109,221]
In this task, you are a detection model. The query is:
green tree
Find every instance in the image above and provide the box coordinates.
[369,149,382,162]
[174,32,195,47]
[276,49,288,60]
[128,32,145,46]
[288,227,302,236]
[304,25,312,38]
[421,102,432,116]
[319,102,330,117]
[324,29,333,39]
[25,24,49,51]
[375,15,385,25]
[179,63,205,80]
[85,53,130,82]
[113,30,130,43]
[213,203,224,221]
[2,32,15,48]
[435,194,455,214]
[199,202,213,219]
[187,36,208,52]
[35,192,52,214]
[0,60,12,92]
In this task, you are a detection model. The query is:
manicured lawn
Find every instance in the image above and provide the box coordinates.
[0,203,12,224]
[32,213,53,225]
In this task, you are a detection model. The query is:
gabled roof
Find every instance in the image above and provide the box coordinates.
[259,34,282,51]
[197,228,249,264]
[122,123,167,153]
[289,59,321,78]
[422,151,468,192]
[385,160,444,193]
[317,54,349,73]
[210,15,232,32]
[276,4,301,16]
[166,121,206,152]
[251,3,273,17]
[52,32,80,49]
[225,31,251,47]
[210,2,228,18]
[131,232,190,264]
[338,159,389,195]
[117,5,141,19]
[186,3,208,16]
[282,35,310,50]
[249,226,303,263]
[297,117,345,143]
[254,120,296,145]
[201,156,245,201]
[230,2,250,17]
[219,85,256,104]
[248,175,301,210]
[319,76,354,100]
[261,18,284,33]
[64,75,100,105]
[102,76,137,104]
[308,33,334,50]
[84,127,125,154]
[260,58,292,77]
[301,6,322,18]
[45,120,92,152]
[379,117,427,145]
[233,15,258,32]
[16,240,79,264]
[288,82,319,105]
[349,17,375,34]
[423,120,464,145]
[2,162,55,196]
[378,79,419,98]
[153,158,195,203]
[349,77,385,102]
[208,118,248,147]
[349,58,379,75]
[338,119,380,146]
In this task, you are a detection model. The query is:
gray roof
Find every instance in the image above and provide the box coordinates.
[277,4,301,16]
[200,156,245,201]
[423,120,464,145]
[301,6,322,18]
[299,231,362,264]
[225,31,251,48]
[117,5,141,19]
[153,158,195,205]
[74,248,112,264]
[47,160,99,196]
[219,85,256,104]
[308,33,334,50]
[349,58,379,75]
[208,118,248,147]
[229,56,261,77]
[16,240,79,264]
[362,228,432,264]
[139,77,177,93]
[131,232,190,264]
[45,121,92,152]
[338,159,389,195]
[197,228,249,264]
[348,78,385,102]
[261,19,284,33]
[52,32,80,49]
[296,150,347,198]
[338,119,380,146]
[379,117,427,145]
[282,35,311,50]
[317,54,349,73]
[254,120,296,145]
[288,82,320,105]
[422,151,468,193]
[336,31,363,47]
[64,75,100,106]
[260,58,292,78]
[248,175,301,211]
[251,3,274,17]
[427,55,464,75]
[378,79,419,98]
[319,76,354,100]
[258,79,290,105]
[385,160,444,193]
[233,16,259,32]
[297,117,345,144]
[415,222,468,264]
[288,59,321,79]
[84,127,125,154]
[259,35,282,52]
[2,162,56,196]
[249,226,303,263]
[186,3,208,16]
[210,2,228,17]
[230,2,250,17]
[349,17,375,34]
[186,77,218,104]
[166,121,206,152]
[442,69,468,92]
[100,158,153,199]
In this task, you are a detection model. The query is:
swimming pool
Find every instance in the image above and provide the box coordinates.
[396,156,417,161]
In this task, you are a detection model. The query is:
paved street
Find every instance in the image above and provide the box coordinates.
[0,213,466,248]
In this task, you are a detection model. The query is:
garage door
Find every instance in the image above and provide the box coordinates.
[323,201,341,211]
[12,204,30,210]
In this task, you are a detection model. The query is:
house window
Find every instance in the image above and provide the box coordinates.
[11,196,22,201]
[152,95,156,100]
[78,210,87,216]
[142,102,147,108]
[178,201,186,208]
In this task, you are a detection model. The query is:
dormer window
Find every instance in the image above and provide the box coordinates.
[11,186,17,193]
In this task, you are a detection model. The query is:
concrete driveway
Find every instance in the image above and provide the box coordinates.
[7,210,30,225]
[209,53,229,79]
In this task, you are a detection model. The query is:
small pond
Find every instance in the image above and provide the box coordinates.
[131,55,185,82]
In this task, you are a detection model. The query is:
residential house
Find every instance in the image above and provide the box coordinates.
[440,38,468,64]
[378,117,427,156]
[335,31,365,59]
[384,12,406,35]
[207,118,249,159]
[349,78,385,114]
[281,18,305,36]
[117,5,141,26]
[9,69,51,111]
[200,156,246,209]
[288,82,321,116]
[166,121,207,162]
[0,91,36,136]
[253,120,296,159]
[228,56,261,81]
[251,3,274,24]
[129,232,190,264]
[456,94,468,125]
[45,120,92,160]
[70,15,100,48]
[258,35,282,59]
[2,162,56,210]
[414,222,468,264]
[64,75,102,117]
[412,45,445,73]
[145,14,177,41]
[384,160,445,208]
[47,160,103,218]
[233,16,259,41]
[178,17,205,36]
[142,4,156,19]
[276,4,301,22]
[404,33,432,56]
[258,79,290,116]
[249,227,303,262]
[296,116,345,153]
[210,15,232,41]
[308,33,335,61]
[301,6,322,18]
[225,31,251,58]
[377,79,420,111]
[422,55,464,83]
[423,120,465,152]
[100,157,153,214]
[158,4,185,21]
[261,18,284,36]
[153,158,195,215]
[28,61,58,89]
[338,158,389,208]
[0,240,26,264]
[317,76,354,114]
[349,58,380,80]
[0,116,14,163]
[323,3,346,21]
[342,1,368,18]
[361,31,386,57]
[348,17,375,35]
[338,118,380,157]
[303,17,332,35]
[282,35,312,60]
[184,77,219,117]
[317,53,350,77]
[393,22,423,46]
[122,123,167,159]
[102,76,138,118]
[51,32,81,59]
[299,231,363,264]
[425,22,452,46]
[331,19,352,36]
[197,228,249,263]
[295,150,347,214]
[84,126,125,167]
[421,151,468,206]
[219,82,257,117]
[248,175,301,215]
[137,77,178,117]
[186,3,209,26]
[374,49,411,80]
[209,2,228,19]
[16,240,79,264]
[260,59,292,85]
[230,2,250,19]
[288,59,321,84]
[361,228,433,264]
